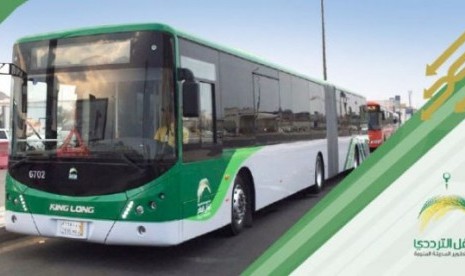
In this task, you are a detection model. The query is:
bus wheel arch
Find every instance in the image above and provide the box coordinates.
[238,167,255,221]
[227,168,254,235]
[309,152,325,194]
[354,145,360,168]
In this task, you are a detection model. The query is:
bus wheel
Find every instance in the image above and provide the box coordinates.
[228,174,251,235]
[353,146,360,169]
[309,155,324,194]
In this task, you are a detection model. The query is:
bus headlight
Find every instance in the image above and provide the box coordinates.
[19,195,28,212]
[121,201,134,219]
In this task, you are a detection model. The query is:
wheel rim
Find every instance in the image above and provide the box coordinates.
[316,158,323,188]
[232,182,247,226]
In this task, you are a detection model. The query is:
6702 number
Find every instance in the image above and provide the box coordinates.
[29,170,46,179]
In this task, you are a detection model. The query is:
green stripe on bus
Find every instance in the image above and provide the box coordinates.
[343,137,355,170]
[243,78,465,275]
[188,147,261,221]
[0,0,27,23]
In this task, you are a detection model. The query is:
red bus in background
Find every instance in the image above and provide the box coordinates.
[366,101,399,152]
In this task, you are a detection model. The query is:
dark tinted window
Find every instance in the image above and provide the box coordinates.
[279,73,328,142]
[278,72,293,136]
[254,74,280,144]
[220,53,256,147]
[181,40,333,149]
[290,76,312,139]
[336,89,366,136]
[309,81,327,139]
[183,82,219,162]
[183,82,215,145]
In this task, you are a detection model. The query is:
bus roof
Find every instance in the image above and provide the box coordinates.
[16,22,364,97]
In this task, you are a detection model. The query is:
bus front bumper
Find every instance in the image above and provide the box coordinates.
[5,211,182,246]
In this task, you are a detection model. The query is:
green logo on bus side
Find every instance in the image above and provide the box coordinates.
[197,178,212,217]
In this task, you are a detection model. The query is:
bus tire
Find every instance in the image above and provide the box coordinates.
[309,154,324,194]
[227,173,252,236]
[353,146,360,169]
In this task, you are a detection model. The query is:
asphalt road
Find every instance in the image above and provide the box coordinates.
[0,172,348,275]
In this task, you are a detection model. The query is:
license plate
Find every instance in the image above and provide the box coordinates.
[56,220,87,239]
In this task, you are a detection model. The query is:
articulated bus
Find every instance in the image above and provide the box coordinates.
[3,23,367,246]
[365,101,399,152]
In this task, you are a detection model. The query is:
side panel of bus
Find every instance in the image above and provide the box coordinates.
[178,38,328,211]
[177,36,367,242]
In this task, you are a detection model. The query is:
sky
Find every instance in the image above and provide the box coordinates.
[1,0,465,109]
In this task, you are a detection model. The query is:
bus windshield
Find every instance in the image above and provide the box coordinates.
[11,31,176,163]
[367,111,381,131]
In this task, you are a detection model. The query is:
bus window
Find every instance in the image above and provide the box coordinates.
[183,82,219,162]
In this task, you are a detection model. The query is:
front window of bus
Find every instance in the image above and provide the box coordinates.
[9,31,176,196]
[367,112,381,131]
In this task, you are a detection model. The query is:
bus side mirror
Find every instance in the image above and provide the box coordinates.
[21,83,27,113]
[182,81,200,118]
[178,68,200,118]
[1,63,28,113]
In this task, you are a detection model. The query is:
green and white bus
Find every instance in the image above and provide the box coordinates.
[3,23,367,246]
